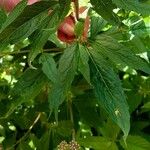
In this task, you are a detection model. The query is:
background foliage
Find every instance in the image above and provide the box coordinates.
[0,0,150,149]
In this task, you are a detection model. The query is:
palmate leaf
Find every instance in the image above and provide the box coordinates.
[88,48,130,138]
[90,0,121,25]
[48,44,78,120]
[0,1,57,50]
[112,0,150,16]
[94,34,150,74]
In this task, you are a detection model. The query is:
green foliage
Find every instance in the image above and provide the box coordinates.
[0,0,150,149]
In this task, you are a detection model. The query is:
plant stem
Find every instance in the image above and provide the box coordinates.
[0,48,64,57]
[74,0,79,20]
[68,93,75,140]
[7,113,41,150]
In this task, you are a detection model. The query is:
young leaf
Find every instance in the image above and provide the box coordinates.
[78,136,118,150]
[90,0,121,25]
[39,53,58,83]
[120,135,150,150]
[78,44,90,84]
[112,0,150,16]
[48,44,78,120]
[89,49,130,138]
[94,34,150,74]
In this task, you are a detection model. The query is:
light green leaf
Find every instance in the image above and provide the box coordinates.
[120,135,150,150]
[141,102,150,113]
[78,44,90,84]
[89,49,130,138]
[78,136,118,150]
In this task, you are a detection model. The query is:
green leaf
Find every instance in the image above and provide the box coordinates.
[28,9,60,62]
[90,0,121,25]
[0,1,57,50]
[11,69,47,98]
[74,93,103,128]
[74,19,85,37]
[50,120,73,137]
[4,69,48,117]
[89,48,130,138]
[94,34,150,74]
[48,44,78,120]
[141,102,150,113]
[17,142,33,150]
[0,10,7,29]
[78,136,118,150]
[100,119,120,141]
[90,16,107,39]
[112,0,150,16]
[0,0,27,31]
[120,135,150,150]
[78,44,90,84]
[58,0,71,19]
[39,130,51,150]
[39,53,58,83]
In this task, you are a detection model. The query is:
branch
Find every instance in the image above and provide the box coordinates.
[0,48,64,57]
[7,113,41,150]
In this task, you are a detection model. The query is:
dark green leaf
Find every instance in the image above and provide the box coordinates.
[0,1,57,50]
[0,0,27,31]
[74,93,103,128]
[58,0,71,19]
[90,16,107,39]
[48,44,78,119]
[89,49,130,138]
[112,0,150,16]
[0,10,7,29]
[90,0,121,25]
[94,34,150,74]
[28,10,60,62]
[78,44,90,84]
[5,69,48,117]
